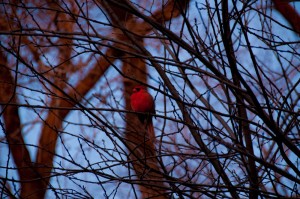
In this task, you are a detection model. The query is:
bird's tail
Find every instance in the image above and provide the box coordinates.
[146,119,155,143]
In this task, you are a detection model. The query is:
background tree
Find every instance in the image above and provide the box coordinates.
[0,0,299,198]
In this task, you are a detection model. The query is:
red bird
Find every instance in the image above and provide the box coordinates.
[130,85,155,140]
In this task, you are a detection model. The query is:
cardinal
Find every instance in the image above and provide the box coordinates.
[130,85,155,141]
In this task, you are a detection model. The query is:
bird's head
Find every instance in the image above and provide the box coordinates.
[132,85,146,93]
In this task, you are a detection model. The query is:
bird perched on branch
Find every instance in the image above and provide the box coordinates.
[130,85,155,141]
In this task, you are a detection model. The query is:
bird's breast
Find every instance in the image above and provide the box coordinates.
[130,92,154,113]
